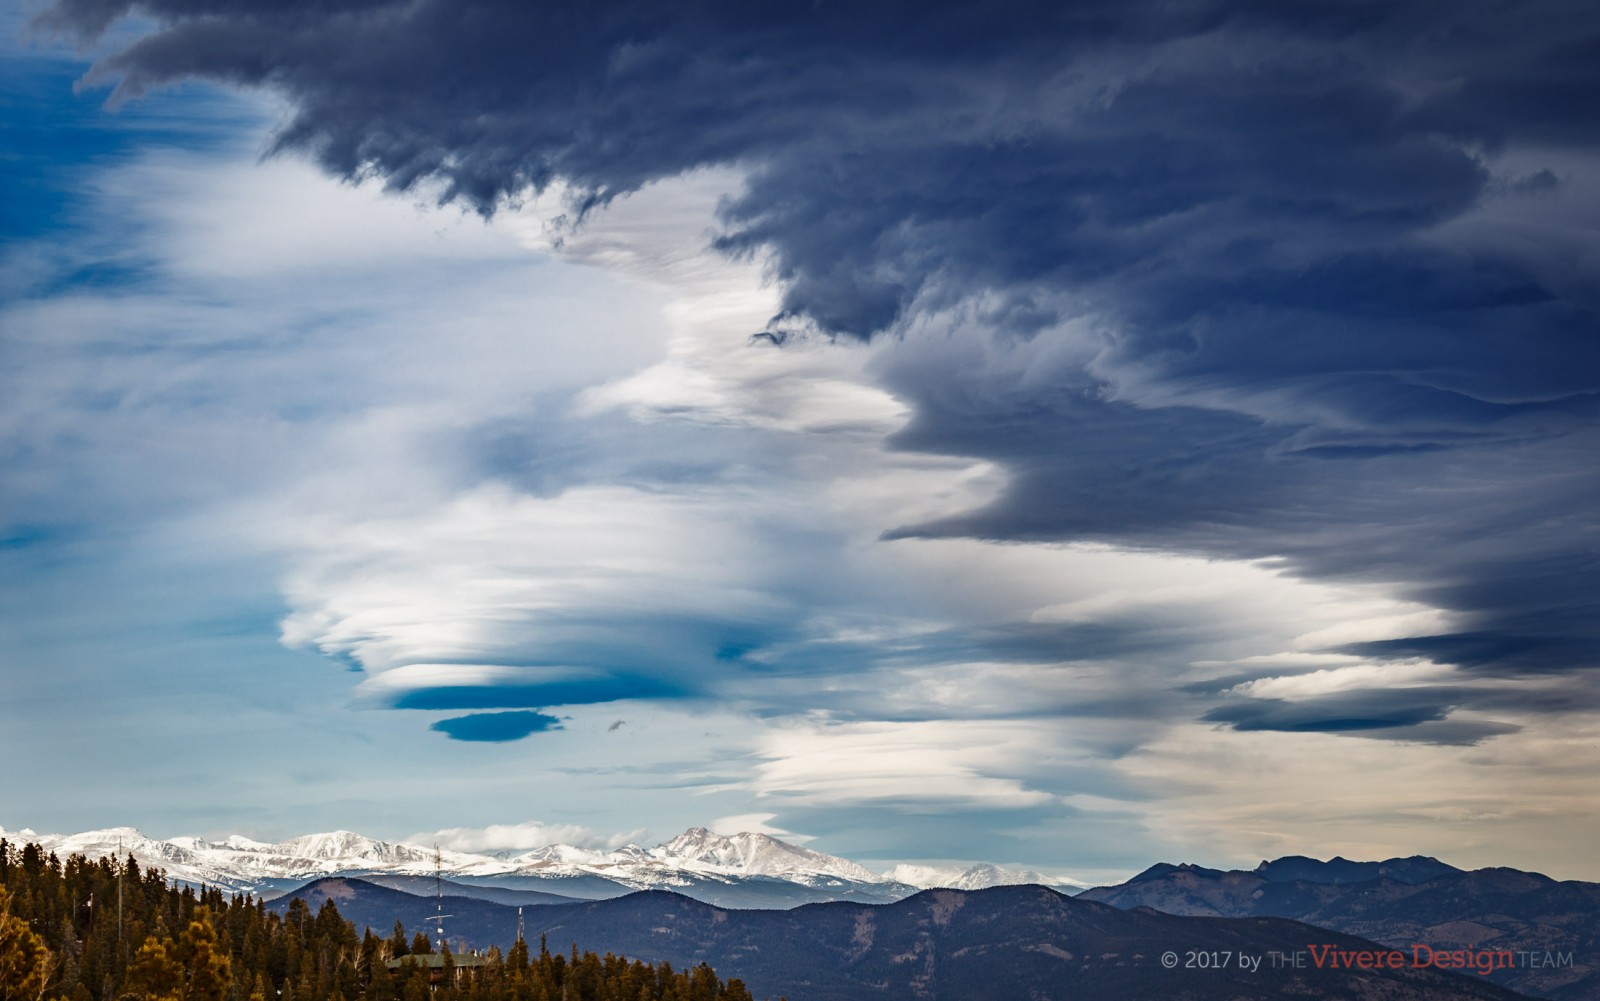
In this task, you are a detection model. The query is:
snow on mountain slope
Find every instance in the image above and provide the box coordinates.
[0,822,1076,901]
[494,833,884,895]
[511,843,626,867]
[883,861,1085,891]
[652,827,883,884]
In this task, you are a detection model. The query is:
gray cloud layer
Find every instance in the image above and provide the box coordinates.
[43,0,1600,739]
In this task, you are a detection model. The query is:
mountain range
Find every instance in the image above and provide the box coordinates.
[267,845,1597,1000]
[273,878,1530,1001]
[1079,855,1597,1001]
[0,823,1080,907]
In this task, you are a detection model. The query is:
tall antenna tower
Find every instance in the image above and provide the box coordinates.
[424,845,452,951]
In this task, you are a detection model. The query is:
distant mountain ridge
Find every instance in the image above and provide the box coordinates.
[1252,854,1463,885]
[882,860,1077,891]
[0,822,1077,907]
[1121,854,1463,889]
[1081,856,1599,1001]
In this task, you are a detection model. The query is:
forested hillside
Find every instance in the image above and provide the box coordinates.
[0,839,759,1001]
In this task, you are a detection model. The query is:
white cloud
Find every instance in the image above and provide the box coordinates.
[746,719,1061,810]
[708,813,812,841]
[91,152,514,281]
[0,148,666,536]
[511,170,910,437]
[1230,660,1457,701]
[1292,609,1465,650]
[272,480,798,678]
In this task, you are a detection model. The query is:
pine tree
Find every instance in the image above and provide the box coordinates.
[0,885,53,1001]
[126,937,184,1001]
[386,920,408,960]
[181,909,233,1001]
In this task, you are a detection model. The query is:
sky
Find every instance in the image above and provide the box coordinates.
[2,0,1597,884]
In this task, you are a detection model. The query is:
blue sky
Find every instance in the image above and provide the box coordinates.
[3,0,1598,882]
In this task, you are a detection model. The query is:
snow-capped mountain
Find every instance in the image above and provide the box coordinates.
[650,827,883,884]
[883,861,1086,891]
[0,823,1078,906]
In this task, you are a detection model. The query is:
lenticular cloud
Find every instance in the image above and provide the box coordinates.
[46,0,1600,720]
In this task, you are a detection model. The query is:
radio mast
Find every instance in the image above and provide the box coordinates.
[424,846,452,951]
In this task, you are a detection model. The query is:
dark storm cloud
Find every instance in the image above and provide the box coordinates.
[388,675,687,711]
[1191,669,1600,744]
[884,371,1600,688]
[430,710,564,742]
[45,0,1600,727]
[1207,691,1479,738]
[1205,695,1524,745]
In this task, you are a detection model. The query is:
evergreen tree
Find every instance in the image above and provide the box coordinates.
[0,885,53,1001]
[179,911,233,1001]
[385,921,408,960]
[125,937,183,1001]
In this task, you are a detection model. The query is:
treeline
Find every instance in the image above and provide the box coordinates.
[0,840,763,1001]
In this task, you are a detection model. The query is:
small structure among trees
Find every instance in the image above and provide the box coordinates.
[384,947,491,987]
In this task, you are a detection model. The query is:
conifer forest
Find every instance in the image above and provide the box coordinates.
[0,840,760,1001]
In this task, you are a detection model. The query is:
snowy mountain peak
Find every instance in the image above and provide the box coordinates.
[35,826,147,846]
[510,843,614,866]
[653,827,883,884]
[43,828,194,861]
[275,831,435,865]
[280,830,379,857]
